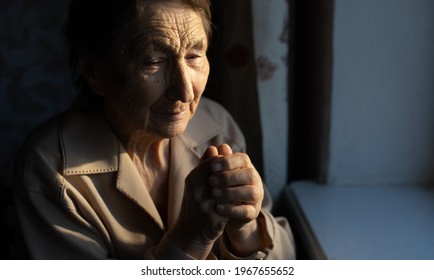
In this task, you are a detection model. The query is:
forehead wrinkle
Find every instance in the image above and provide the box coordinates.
[140,7,206,54]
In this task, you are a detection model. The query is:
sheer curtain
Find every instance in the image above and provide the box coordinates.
[207,0,289,200]
[252,0,289,200]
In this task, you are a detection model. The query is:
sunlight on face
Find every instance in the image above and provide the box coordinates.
[101,1,210,139]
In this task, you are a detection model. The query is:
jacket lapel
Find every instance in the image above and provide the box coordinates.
[116,145,165,230]
[61,111,165,231]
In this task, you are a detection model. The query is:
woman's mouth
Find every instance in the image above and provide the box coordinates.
[156,110,187,122]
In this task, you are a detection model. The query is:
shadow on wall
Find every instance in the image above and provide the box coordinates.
[0,0,77,259]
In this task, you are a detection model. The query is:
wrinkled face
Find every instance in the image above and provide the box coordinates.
[97,1,210,139]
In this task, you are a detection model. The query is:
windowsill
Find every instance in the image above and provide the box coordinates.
[283,181,434,260]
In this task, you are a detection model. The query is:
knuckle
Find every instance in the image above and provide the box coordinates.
[236,152,251,166]
[237,205,251,219]
[246,208,257,220]
[250,185,261,202]
[242,168,261,187]
[245,167,257,182]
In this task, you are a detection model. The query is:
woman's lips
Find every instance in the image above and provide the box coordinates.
[156,110,187,121]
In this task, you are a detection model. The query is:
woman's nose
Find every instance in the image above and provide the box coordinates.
[165,61,194,103]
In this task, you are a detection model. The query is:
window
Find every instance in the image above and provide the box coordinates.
[284,0,434,260]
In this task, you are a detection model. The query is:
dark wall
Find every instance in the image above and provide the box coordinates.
[288,0,334,184]
[1,0,77,259]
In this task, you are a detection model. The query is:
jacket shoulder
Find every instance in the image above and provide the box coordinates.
[13,113,66,195]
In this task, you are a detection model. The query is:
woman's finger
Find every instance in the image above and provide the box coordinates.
[211,184,263,204]
[210,153,252,172]
[214,203,259,221]
[200,145,219,162]
[210,167,260,188]
[217,143,233,156]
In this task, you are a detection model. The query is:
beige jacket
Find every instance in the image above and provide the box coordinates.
[14,98,295,259]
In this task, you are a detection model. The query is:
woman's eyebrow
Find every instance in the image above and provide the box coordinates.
[147,40,172,53]
[188,40,207,51]
[139,37,207,55]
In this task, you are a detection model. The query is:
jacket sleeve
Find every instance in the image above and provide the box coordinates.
[218,188,296,260]
[202,99,296,260]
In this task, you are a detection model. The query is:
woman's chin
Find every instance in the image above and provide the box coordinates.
[149,122,188,139]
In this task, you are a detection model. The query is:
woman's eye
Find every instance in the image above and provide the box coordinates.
[186,54,201,61]
[186,53,205,67]
[144,57,166,66]
[142,57,168,72]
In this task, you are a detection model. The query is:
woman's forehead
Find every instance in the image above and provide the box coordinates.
[132,2,208,52]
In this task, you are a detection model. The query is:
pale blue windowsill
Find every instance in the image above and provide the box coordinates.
[284,181,434,260]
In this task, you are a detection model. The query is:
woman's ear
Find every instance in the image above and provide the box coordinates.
[78,48,105,96]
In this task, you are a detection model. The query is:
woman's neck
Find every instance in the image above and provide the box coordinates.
[102,103,169,163]
[102,102,171,223]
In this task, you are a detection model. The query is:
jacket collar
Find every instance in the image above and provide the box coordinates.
[60,111,119,176]
[60,102,222,230]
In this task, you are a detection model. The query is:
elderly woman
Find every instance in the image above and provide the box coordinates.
[13,0,295,259]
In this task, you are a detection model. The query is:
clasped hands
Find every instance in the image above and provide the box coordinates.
[169,144,265,259]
